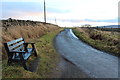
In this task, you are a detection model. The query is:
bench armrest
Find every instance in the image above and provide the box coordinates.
[24,43,36,52]
[24,43,35,44]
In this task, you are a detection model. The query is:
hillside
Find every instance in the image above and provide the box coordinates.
[1,18,60,59]
[98,25,119,28]
[2,18,59,42]
[1,18,63,78]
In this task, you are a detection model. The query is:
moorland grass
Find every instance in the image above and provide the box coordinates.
[2,29,62,78]
[73,28,119,56]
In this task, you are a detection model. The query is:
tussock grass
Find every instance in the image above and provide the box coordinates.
[2,30,61,78]
[2,23,59,43]
[2,19,59,59]
[34,30,61,78]
[73,27,119,56]
[2,60,39,78]
[2,19,62,78]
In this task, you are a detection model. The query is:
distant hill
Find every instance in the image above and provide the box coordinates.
[98,25,119,28]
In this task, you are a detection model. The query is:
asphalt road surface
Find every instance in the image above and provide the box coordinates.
[54,29,119,78]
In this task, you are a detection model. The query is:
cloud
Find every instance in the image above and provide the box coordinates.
[1,0,41,2]
[2,2,43,12]
[57,20,117,27]
[1,0,119,27]
[84,18,118,23]
[2,11,44,21]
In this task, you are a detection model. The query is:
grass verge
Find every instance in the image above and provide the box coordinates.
[2,29,62,78]
[72,28,119,56]
[34,30,61,78]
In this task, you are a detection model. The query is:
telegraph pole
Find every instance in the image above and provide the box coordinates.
[55,17,57,25]
[44,0,46,23]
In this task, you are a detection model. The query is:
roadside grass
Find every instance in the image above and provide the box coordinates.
[73,28,119,56]
[2,29,62,78]
[2,19,59,59]
[2,60,39,78]
[34,30,61,78]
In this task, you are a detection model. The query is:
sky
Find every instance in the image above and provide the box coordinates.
[1,0,119,27]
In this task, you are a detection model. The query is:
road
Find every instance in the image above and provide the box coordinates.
[54,29,118,78]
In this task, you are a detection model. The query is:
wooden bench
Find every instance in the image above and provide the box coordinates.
[4,38,38,70]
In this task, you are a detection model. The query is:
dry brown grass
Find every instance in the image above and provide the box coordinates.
[2,19,62,78]
[73,27,119,56]
[1,19,60,59]
[2,24,59,42]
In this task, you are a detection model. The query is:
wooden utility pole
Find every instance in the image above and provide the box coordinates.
[55,17,57,25]
[44,0,46,23]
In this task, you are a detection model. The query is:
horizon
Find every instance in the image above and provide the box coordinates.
[1,18,119,28]
[1,0,119,27]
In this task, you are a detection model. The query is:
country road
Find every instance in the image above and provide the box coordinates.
[54,29,119,78]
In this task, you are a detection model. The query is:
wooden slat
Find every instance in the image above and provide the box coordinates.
[12,53,19,59]
[13,45,24,51]
[7,38,24,45]
[23,52,32,60]
[9,41,24,50]
[13,52,31,60]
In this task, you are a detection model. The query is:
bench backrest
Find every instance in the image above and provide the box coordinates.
[4,38,25,53]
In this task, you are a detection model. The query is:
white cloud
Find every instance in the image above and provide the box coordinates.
[1,0,119,26]
[57,20,117,27]
[1,0,42,2]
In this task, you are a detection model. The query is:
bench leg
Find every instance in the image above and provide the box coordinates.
[34,50,38,57]
[22,61,28,70]
[7,60,12,66]
[31,44,37,57]
[19,54,28,70]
